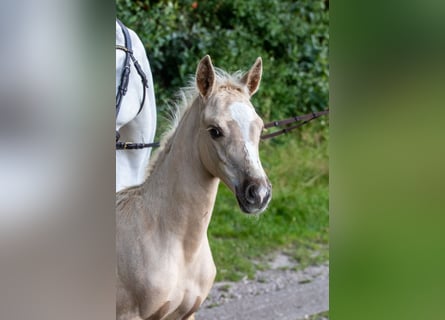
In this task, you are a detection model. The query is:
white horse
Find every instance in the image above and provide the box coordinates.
[116,20,157,192]
[116,55,272,320]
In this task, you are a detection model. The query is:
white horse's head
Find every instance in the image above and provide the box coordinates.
[196,56,272,214]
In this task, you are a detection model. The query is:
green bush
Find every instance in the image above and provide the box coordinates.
[117,0,328,124]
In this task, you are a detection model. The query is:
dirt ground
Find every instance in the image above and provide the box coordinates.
[195,253,329,320]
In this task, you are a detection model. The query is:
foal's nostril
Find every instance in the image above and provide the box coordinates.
[245,184,257,204]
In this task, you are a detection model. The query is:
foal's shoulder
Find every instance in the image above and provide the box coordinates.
[116,185,144,212]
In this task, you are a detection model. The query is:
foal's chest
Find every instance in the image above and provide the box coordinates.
[143,240,216,319]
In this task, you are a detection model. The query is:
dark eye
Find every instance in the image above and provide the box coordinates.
[208,126,223,139]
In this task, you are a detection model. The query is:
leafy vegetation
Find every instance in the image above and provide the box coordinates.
[117,0,329,281]
[117,0,328,129]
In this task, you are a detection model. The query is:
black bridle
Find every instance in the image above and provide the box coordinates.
[116,19,148,118]
[116,19,159,150]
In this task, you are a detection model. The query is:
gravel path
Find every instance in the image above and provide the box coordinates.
[196,253,329,320]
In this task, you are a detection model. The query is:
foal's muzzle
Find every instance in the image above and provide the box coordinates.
[236,179,272,214]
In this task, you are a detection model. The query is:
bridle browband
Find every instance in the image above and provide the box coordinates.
[116,19,159,150]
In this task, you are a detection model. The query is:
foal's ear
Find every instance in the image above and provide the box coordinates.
[196,55,216,99]
[241,57,262,96]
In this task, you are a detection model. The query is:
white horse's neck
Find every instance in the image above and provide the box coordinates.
[144,98,219,256]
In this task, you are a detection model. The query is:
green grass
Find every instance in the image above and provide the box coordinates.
[297,311,329,320]
[208,122,329,281]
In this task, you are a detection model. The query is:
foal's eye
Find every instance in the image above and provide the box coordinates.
[208,126,223,139]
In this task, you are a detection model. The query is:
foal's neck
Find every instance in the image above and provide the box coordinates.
[146,99,219,243]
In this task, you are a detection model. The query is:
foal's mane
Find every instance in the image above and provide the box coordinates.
[145,67,246,178]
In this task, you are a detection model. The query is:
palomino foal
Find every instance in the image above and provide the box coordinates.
[116,55,271,320]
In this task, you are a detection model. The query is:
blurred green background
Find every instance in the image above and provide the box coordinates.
[117,0,329,281]
[330,1,445,319]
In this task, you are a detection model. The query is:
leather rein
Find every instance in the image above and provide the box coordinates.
[261,109,329,140]
[115,19,159,150]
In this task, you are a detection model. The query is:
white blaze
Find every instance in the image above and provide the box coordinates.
[229,102,264,178]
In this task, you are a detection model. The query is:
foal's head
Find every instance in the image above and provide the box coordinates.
[195,55,272,214]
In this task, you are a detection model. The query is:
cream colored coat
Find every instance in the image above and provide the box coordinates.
[116,56,271,320]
